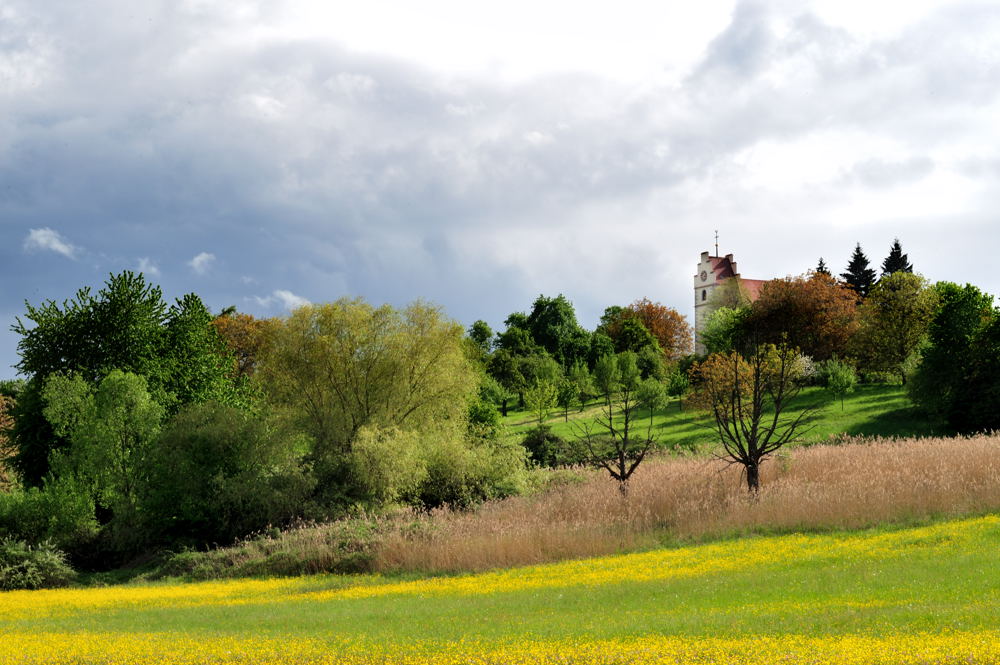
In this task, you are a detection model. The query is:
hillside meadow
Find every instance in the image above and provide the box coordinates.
[3,514,1000,663]
[504,384,944,451]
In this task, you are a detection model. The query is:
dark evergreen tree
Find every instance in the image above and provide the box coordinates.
[840,244,877,298]
[881,238,913,276]
[815,258,831,275]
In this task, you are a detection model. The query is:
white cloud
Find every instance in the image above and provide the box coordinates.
[23,228,78,259]
[188,252,216,275]
[137,257,160,277]
[254,289,310,311]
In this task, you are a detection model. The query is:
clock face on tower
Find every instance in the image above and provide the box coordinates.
[700,270,708,282]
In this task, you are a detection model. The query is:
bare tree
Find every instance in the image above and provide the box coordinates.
[694,343,816,493]
[571,352,655,497]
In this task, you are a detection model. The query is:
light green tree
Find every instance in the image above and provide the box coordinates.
[571,352,655,498]
[821,358,857,410]
[568,360,595,412]
[854,273,938,384]
[636,378,667,429]
[524,380,559,426]
[42,371,164,542]
[257,299,478,508]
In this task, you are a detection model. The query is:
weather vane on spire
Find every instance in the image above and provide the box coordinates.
[714,230,719,256]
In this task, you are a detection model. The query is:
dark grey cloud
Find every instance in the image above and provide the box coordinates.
[3,1,1000,377]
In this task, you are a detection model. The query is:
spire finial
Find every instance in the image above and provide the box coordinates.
[714,230,719,256]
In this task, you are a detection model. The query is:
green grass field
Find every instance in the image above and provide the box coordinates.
[4,514,1000,663]
[505,384,944,451]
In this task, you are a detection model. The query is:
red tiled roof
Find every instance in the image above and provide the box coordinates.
[740,279,766,302]
[704,254,765,302]
[710,257,736,279]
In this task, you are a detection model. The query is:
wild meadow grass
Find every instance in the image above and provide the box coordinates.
[160,433,1000,580]
[4,514,1000,663]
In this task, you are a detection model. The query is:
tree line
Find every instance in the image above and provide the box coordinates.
[0,273,528,574]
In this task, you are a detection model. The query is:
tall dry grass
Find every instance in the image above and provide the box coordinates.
[375,434,1000,574]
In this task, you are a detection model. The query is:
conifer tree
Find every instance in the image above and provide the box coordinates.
[815,257,831,275]
[840,243,877,298]
[881,238,913,276]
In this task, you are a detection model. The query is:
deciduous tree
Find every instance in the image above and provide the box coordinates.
[0,395,14,491]
[468,320,494,353]
[211,311,271,379]
[11,272,243,485]
[42,371,165,547]
[524,380,558,426]
[526,294,590,367]
[854,273,938,384]
[257,299,478,504]
[624,298,693,360]
[700,306,750,355]
[910,282,995,421]
[570,352,654,497]
[692,344,815,493]
[745,273,859,361]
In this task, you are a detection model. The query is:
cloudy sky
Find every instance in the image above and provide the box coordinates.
[2,0,1000,378]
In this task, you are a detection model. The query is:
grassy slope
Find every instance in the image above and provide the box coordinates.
[4,515,1000,662]
[505,384,944,451]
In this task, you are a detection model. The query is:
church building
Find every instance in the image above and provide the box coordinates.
[693,251,766,354]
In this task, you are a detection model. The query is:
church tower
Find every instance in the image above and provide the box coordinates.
[693,250,765,354]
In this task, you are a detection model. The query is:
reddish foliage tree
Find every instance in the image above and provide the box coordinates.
[623,298,693,360]
[745,273,859,361]
[211,313,272,379]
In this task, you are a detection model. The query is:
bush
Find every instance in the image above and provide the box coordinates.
[0,477,98,552]
[348,426,427,506]
[143,402,314,546]
[521,425,569,467]
[467,398,501,430]
[0,538,77,590]
[418,427,529,508]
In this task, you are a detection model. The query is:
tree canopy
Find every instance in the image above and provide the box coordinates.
[745,273,859,361]
[526,294,590,367]
[853,272,937,384]
[257,299,478,502]
[909,282,995,427]
[10,272,245,485]
[623,298,692,360]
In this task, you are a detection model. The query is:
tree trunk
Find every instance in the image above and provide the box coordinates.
[745,461,760,494]
[500,399,508,417]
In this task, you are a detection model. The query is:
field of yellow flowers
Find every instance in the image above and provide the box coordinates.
[4,515,1000,663]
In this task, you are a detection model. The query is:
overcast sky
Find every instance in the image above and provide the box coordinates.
[2,0,1000,378]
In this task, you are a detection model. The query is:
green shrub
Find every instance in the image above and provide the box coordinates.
[349,426,427,506]
[418,427,529,508]
[521,425,569,467]
[0,538,77,590]
[143,402,314,546]
[0,476,97,552]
